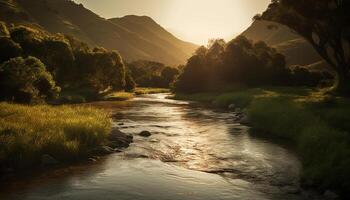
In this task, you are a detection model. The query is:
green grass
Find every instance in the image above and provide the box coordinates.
[175,87,350,195]
[0,102,112,169]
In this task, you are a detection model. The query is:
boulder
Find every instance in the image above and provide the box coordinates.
[139,130,152,137]
[109,129,133,148]
[41,154,59,166]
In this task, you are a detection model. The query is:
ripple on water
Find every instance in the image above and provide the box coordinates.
[1,94,306,200]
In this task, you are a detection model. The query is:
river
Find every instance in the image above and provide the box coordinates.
[1,93,311,200]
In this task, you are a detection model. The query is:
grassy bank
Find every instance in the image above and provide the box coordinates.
[174,87,350,196]
[0,103,112,169]
[103,87,170,101]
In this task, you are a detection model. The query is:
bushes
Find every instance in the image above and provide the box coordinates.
[0,56,60,103]
[0,102,111,168]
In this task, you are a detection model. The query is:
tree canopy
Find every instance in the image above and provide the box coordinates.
[174,36,328,93]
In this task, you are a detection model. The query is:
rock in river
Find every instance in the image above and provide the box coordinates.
[109,129,133,148]
[139,130,152,137]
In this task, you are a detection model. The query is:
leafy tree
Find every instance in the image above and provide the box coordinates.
[255,0,350,94]
[0,56,60,103]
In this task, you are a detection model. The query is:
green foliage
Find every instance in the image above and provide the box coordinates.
[174,36,328,93]
[127,60,179,88]
[0,23,130,101]
[0,102,111,168]
[0,56,60,103]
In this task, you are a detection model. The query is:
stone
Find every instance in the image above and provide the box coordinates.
[109,129,133,148]
[228,104,236,110]
[139,130,152,137]
[41,154,59,166]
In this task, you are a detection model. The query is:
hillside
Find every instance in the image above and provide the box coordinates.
[0,0,198,65]
[241,20,330,71]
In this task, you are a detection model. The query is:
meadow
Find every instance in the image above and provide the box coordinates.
[0,103,112,169]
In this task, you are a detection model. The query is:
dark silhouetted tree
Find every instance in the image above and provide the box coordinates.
[255,0,350,94]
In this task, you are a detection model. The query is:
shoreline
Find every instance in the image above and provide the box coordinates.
[172,87,346,199]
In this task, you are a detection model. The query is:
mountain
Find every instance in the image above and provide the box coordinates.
[241,20,330,71]
[0,0,198,65]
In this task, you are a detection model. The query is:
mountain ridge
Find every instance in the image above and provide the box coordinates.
[0,0,198,65]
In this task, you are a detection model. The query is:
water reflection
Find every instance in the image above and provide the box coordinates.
[1,94,305,200]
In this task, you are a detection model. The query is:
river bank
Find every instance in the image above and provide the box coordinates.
[0,102,133,178]
[173,87,349,198]
[0,87,169,173]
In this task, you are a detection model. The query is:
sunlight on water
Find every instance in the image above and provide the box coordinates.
[1,94,305,200]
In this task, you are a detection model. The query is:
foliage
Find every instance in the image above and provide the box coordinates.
[0,56,60,103]
[174,36,325,93]
[0,102,111,168]
[256,0,350,94]
[127,60,179,88]
[0,23,131,101]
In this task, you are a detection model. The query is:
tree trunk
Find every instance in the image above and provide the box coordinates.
[333,68,350,96]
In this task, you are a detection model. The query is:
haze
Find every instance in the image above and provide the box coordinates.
[73,0,270,45]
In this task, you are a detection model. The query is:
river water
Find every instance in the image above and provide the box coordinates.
[1,94,310,200]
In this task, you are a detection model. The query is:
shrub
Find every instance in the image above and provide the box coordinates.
[0,56,60,103]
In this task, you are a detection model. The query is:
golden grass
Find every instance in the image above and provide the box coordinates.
[0,102,112,168]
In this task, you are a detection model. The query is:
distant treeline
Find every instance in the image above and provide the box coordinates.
[127,60,179,89]
[174,36,333,93]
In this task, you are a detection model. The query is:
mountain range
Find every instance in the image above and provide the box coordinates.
[0,0,198,65]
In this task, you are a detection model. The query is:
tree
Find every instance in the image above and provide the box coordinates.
[255,0,350,94]
[0,56,60,103]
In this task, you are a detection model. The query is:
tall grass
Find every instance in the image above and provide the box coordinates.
[174,87,350,196]
[0,103,112,168]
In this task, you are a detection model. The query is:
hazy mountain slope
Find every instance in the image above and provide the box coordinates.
[241,20,329,71]
[0,0,198,65]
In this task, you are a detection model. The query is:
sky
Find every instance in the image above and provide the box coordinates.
[73,0,271,45]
